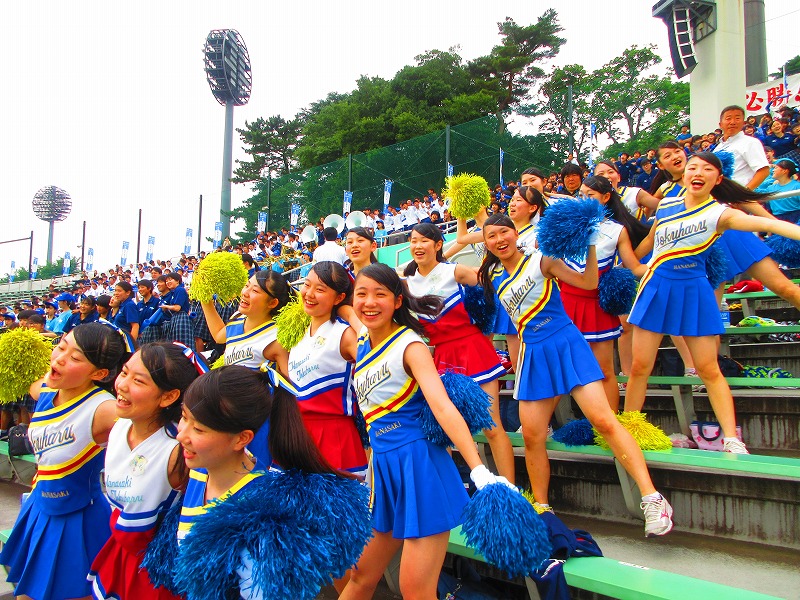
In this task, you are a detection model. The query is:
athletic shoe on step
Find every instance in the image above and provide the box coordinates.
[723,438,749,454]
[641,495,674,537]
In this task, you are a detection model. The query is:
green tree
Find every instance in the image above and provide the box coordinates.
[468,11,566,135]
[770,55,800,78]
[232,115,303,184]
[0,257,79,284]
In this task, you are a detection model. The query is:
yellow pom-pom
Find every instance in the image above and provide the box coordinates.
[275,296,310,350]
[189,253,249,304]
[0,329,52,404]
[594,411,672,451]
[210,354,226,369]
[442,173,491,219]
[521,489,551,514]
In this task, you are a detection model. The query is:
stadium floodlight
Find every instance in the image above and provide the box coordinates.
[32,185,72,264]
[204,29,252,239]
[652,0,717,78]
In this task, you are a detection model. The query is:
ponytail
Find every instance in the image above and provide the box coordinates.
[477,213,515,306]
[583,175,651,247]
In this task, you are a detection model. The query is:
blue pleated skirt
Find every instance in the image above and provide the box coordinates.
[515,324,604,401]
[1,490,112,600]
[717,229,771,280]
[629,272,723,336]
[493,307,518,336]
[370,438,468,539]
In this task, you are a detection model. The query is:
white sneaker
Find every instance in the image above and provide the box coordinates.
[641,495,674,537]
[723,438,749,454]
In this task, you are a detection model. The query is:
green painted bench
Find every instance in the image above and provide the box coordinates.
[723,280,800,317]
[447,526,780,600]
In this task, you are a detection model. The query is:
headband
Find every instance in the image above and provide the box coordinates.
[96,318,136,353]
[172,342,210,375]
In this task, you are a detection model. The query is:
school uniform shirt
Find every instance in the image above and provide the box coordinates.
[713,132,770,186]
[312,241,347,265]
[112,298,139,333]
[138,296,161,324]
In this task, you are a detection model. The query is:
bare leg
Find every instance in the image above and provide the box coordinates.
[505,334,520,374]
[339,531,403,600]
[398,533,450,600]
[480,379,515,483]
[683,336,738,437]
[589,339,619,412]
[572,381,656,496]
[625,327,663,413]
[669,335,695,371]
[518,399,556,504]
[748,258,800,311]
[617,315,633,375]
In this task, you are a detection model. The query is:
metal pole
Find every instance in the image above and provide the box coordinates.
[743,0,767,86]
[80,221,86,272]
[445,124,451,178]
[567,84,574,156]
[266,176,271,233]
[28,231,33,289]
[198,194,203,254]
[348,154,353,192]
[136,210,142,265]
[220,101,235,239]
[46,220,54,265]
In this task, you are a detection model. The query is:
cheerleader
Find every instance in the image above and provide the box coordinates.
[198,269,293,462]
[344,226,378,279]
[0,323,130,600]
[88,342,206,600]
[340,263,513,600]
[593,160,659,222]
[149,366,369,600]
[560,175,649,411]
[109,281,140,341]
[626,152,800,454]
[404,223,514,481]
[292,261,368,478]
[478,213,673,537]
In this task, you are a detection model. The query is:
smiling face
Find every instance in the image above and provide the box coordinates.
[580,184,611,205]
[47,332,106,393]
[176,405,245,471]
[593,163,620,187]
[300,270,345,321]
[239,275,277,320]
[720,108,745,138]
[683,155,723,196]
[507,189,538,225]
[408,230,441,269]
[353,275,402,334]
[345,232,376,267]
[114,351,178,423]
[520,172,545,192]
[483,223,520,263]
[657,146,687,179]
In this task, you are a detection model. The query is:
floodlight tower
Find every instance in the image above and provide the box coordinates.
[32,185,72,264]
[203,29,252,239]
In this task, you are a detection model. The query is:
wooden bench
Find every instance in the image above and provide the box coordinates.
[447,526,780,600]
[0,440,36,486]
[473,431,800,520]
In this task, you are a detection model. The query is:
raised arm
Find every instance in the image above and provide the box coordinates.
[199,301,228,344]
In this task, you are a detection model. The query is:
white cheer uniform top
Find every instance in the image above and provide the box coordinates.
[224,316,278,369]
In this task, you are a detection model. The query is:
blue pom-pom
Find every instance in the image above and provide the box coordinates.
[172,470,371,600]
[715,151,735,179]
[420,372,495,447]
[536,198,607,261]
[353,404,370,448]
[765,233,800,268]
[705,241,730,288]
[461,484,553,577]
[551,418,595,446]
[141,501,182,592]
[598,268,637,315]
[463,284,498,335]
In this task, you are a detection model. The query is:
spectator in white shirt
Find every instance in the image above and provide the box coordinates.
[713,105,770,190]
[312,227,347,265]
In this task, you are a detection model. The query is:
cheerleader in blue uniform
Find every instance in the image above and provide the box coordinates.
[626,152,800,454]
[561,176,649,412]
[478,213,674,537]
[292,261,368,478]
[198,269,293,463]
[594,160,659,222]
[404,223,514,482]
[340,263,513,600]
[88,342,205,600]
[0,323,130,600]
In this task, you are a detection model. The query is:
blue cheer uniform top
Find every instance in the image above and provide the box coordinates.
[354,326,468,538]
[561,219,625,342]
[629,196,728,336]
[0,385,114,600]
[492,252,604,401]
[224,316,278,369]
[407,262,504,384]
[88,420,182,600]
[289,318,367,475]
[491,219,539,337]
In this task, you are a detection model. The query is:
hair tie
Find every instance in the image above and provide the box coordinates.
[259,362,298,396]
[97,318,136,353]
[172,342,209,375]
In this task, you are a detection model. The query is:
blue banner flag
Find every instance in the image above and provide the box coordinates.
[87,248,94,272]
[343,191,353,216]
[213,222,223,249]
[447,163,454,177]
[121,241,129,267]
[257,212,267,234]
[9,261,15,283]
[290,204,300,227]
[383,180,393,212]
[63,252,71,276]
[499,148,505,188]
[30,257,38,280]
[184,229,193,254]
[146,236,155,262]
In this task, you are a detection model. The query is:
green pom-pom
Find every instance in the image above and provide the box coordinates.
[275,297,310,350]
[443,173,491,219]
[594,411,672,451]
[188,253,249,304]
[211,354,226,370]
[0,328,52,404]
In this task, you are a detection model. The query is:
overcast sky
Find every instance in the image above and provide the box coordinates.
[1,1,797,276]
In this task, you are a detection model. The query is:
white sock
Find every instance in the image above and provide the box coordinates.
[723,437,740,443]
[641,492,662,503]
